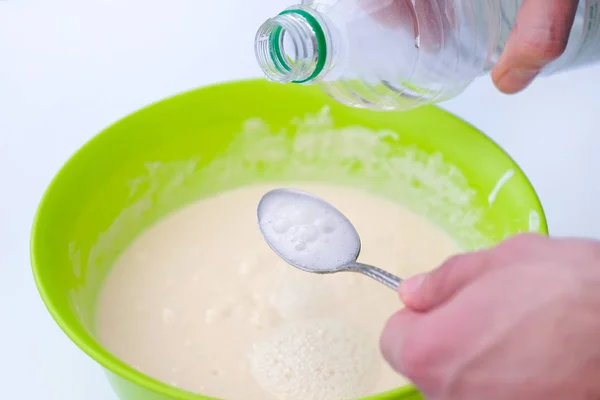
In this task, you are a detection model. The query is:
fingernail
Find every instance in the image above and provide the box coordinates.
[496,68,539,94]
[399,273,426,298]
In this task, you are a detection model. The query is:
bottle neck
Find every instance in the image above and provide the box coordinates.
[255,8,329,84]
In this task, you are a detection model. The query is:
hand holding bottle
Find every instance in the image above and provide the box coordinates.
[369,0,581,94]
[491,0,579,93]
[380,234,600,400]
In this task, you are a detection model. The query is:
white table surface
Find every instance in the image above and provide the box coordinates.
[1,0,599,398]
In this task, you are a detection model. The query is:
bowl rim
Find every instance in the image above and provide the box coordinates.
[30,78,549,400]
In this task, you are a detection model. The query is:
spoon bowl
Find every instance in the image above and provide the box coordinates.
[257,188,402,290]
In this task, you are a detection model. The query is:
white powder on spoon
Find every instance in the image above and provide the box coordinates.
[257,188,361,272]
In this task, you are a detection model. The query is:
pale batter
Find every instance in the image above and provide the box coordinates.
[96,183,459,400]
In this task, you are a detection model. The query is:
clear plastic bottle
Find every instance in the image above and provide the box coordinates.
[254,0,600,111]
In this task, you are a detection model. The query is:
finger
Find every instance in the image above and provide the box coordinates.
[365,0,449,50]
[380,309,421,375]
[400,233,552,312]
[493,232,550,255]
[365,0,417,30]
[399,250,491,312]
[492,0,578,94]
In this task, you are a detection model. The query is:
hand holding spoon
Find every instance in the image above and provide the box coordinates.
[257,188,402,290]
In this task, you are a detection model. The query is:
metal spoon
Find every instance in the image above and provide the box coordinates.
[257,188,402,290]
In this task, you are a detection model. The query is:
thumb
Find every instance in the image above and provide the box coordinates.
[400,251,490,311]
[380,309,421,375]
[491,0,577,94]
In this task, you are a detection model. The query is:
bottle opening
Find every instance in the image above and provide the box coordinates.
[280,30,299,68]
[255,9,327,84]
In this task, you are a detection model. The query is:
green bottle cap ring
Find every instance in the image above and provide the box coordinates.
[270,9,328,84]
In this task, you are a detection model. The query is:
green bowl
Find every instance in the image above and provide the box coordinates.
[31,79,547,400]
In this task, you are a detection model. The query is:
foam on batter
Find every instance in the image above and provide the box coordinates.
[249,318,378,400]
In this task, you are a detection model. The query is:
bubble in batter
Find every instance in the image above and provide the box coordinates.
[249,318,378,400]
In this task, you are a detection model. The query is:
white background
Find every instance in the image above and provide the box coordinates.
[1,0,599,398]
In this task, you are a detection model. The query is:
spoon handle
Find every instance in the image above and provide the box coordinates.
[345,262,402,290]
